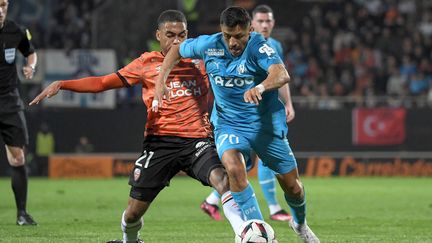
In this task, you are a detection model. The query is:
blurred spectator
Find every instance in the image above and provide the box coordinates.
[274,0,432,108]
[75,136,94,153]
[409,72,429,95]
[387,66,407,96]
[419,9,432,37]
[35,122,55,176]
[8,0,432,108]
[399,55,417,78]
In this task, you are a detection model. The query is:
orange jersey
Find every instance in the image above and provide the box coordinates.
[118,51,212,138]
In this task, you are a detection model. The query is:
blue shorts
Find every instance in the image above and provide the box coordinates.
[213,126,297,175]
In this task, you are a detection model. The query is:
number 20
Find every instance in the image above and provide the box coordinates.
[135,150,154,168]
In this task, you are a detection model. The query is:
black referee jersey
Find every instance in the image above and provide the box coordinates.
[0,19,35,114]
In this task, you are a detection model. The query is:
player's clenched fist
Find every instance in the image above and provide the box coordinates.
[29,81,62,105]
[244,84,265,105]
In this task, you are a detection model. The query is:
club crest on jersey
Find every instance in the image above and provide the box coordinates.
[4,48,16,64]
[237,63,246,74]
[205,48,224,56]
[133,168,141,181]
[259,44,276,57]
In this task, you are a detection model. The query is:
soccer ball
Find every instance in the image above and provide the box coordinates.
[235,219,278,243]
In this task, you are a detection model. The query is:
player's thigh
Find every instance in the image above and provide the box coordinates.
[0,111,29,147]
[213,126,251,161]
[244,151,257,172]
[183,137,226,188]
[252,134,297,175]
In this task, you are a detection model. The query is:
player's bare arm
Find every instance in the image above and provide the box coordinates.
[22,52,37,79]
[278,83,295,123]
[152,44,181,112]
[243,63,290,105]
[29,73,123,105]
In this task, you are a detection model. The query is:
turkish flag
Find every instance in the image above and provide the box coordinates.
[352,108,406,145]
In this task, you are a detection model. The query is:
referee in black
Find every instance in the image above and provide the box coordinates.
[0,0,37,225]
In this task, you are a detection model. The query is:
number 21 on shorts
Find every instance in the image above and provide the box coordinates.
[135,150,154,168]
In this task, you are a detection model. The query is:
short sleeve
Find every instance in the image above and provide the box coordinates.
[179,35,210,59]
[17,27,35,57]
[251,36,283,72]
[117,56,146,86]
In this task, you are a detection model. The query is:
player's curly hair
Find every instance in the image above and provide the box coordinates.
[220,6,251,28]
[157,10,187,28]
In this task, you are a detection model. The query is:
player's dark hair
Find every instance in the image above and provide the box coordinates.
[220,6,251,28]
[157,10,187,28]
[252,4,273,17]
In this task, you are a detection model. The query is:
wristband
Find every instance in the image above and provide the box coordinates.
[152,100,159,108]
[255,84,265,94]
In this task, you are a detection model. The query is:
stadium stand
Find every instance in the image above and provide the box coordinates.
[1,0,431,176]
[8,0,432,108]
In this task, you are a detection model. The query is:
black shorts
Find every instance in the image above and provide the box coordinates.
[0,111,28,147]
[129,135,223,191]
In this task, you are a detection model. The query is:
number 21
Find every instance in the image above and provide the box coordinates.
[135,150,154,168]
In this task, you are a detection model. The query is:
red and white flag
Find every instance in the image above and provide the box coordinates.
[352,108,406,145]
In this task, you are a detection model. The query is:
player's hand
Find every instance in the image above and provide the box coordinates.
[29,81,62,105]
[244,85,264,105]
[286,103,295,123]
[22,65,35,79]
[151,82,170,112]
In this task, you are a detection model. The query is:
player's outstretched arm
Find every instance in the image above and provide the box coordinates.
[29,81,61,105]
[244,64,290,105]
[152,44,181,112]
[29,73,123,105]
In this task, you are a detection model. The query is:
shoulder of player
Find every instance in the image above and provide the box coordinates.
[178,34,214,47]
[190,33,221,46]
[213,32,223,39]
[194,33,220,40]
[249,32,267,46]
[245,32,267,53]
[268,37,282,47]
[137,51,164,63]
[134,51,202,71]
[179,58,204,69]
[3,20,26,34]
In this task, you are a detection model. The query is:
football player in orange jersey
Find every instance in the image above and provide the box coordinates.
[30,10,244,243]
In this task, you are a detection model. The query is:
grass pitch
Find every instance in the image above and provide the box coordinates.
[0,177,431,243]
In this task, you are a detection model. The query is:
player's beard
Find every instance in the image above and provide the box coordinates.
[230,46,242,56]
